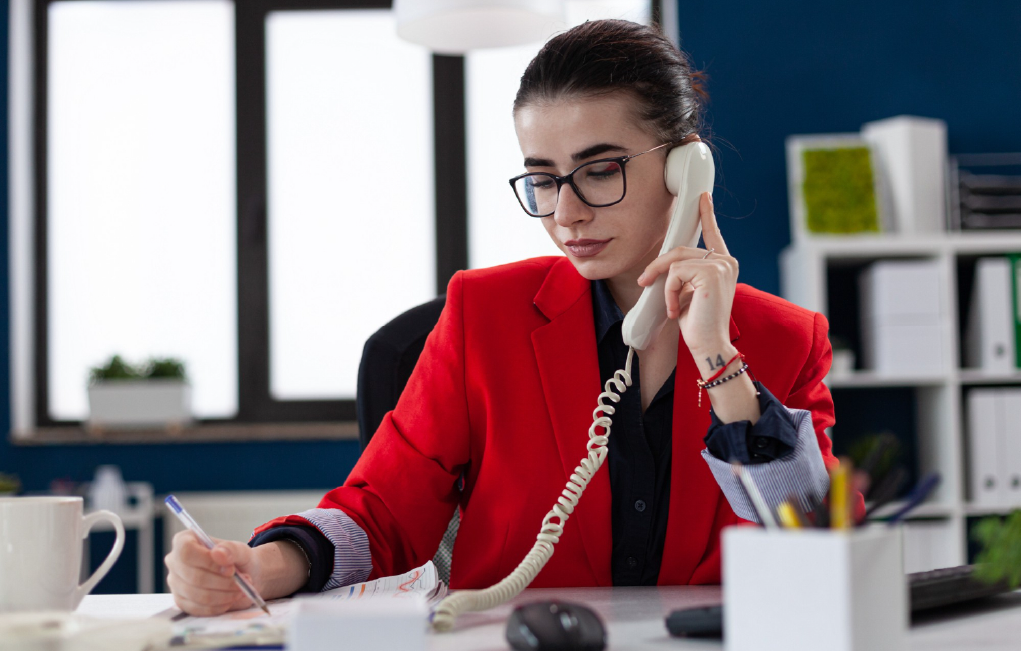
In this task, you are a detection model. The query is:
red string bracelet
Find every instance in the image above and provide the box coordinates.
[704,351,743,383]
[696,351,749,408]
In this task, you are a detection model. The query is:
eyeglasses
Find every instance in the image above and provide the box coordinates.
[508,141,677,218]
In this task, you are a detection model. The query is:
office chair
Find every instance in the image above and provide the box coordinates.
[355,295,459,583]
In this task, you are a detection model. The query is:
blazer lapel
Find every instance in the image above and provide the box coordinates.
[531,258,613,586]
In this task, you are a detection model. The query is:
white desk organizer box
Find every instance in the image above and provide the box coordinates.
[288,596,427,651]
[724,526,907,651]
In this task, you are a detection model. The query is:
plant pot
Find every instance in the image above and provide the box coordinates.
[87,379,193,432]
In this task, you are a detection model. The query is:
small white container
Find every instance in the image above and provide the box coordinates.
[724,525,906,651]
[288,596,427,651]
[87,379,192,431]
[87,465,127,513]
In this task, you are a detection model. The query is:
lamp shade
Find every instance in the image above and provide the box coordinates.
[394,0,566,54]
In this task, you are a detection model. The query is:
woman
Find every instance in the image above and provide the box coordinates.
[165,19,842,616]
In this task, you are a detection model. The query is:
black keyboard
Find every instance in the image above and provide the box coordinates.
[908,564,1012,612]
[666,564,1015,639]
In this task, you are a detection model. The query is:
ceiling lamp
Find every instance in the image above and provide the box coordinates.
[394,0,566,54]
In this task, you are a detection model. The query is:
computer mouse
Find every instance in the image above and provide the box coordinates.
[505,600,607,651]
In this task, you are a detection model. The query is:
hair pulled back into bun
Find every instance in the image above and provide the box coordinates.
[513,19,708,145]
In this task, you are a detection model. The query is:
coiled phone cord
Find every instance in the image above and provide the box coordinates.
[431,346,635,632]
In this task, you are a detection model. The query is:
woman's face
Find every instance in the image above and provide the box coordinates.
[513,93,676,282]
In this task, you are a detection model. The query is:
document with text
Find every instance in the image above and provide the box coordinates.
[170,561,446,648]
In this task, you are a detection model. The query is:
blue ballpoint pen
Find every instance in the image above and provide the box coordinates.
[165,495,271,615]
[885,473,941,526]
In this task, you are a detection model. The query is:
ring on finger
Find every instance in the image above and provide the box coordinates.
[702,248,716,260]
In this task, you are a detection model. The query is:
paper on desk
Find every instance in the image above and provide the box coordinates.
[318,557,447,605]
[171,560,445,648]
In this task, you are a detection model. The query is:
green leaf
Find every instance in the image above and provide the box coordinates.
[973,510,1021,589]
[143,358,187,380]
[89,355,187,383]
[89,355,142,383]
[0,472,20,494]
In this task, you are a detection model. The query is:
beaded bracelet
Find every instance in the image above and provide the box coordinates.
[696,362,749,407]
[703,351,743,384]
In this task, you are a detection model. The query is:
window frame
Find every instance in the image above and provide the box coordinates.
[30,0,469,428]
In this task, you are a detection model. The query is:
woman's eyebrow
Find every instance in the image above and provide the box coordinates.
[572,143,627,161]
[522,143,627,168]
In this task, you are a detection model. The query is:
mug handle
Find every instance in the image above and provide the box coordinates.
[75,510,126,607]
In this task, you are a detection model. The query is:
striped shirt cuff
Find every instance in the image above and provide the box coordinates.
[701,406,830,523]
[294,508,373,590]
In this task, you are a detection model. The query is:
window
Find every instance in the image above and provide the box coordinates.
[20,0,655,433]
[28,0,461,429]
[465,0,652,269]
[265,10,434,400]
[45,0,238,420]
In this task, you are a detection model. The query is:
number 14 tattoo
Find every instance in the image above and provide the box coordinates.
[706,354,727,370]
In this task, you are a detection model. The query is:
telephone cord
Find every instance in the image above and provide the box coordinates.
[431,346,635,632]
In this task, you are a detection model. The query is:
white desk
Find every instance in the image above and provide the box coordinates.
[81,587,1021,650]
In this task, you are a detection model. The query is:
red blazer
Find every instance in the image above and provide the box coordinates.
[259,256,839,588]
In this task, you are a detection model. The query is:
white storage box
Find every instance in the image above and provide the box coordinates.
[859,259,944,320]
[860,322,945,373]
[861,115,947,234]
[724,526,907,651]
[859,260,947,374]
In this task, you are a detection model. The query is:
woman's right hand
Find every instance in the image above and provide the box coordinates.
[165,531,263,616]
[165,531,308,616]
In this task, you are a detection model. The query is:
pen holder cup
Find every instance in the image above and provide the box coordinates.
[723,525,907,651]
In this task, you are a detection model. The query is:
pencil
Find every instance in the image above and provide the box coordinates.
[777,501,803,529]
[830,461,851,530]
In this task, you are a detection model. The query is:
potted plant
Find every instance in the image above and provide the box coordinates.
[973,510,1021,589]
[87,355,193,433]
[0,472,20,496]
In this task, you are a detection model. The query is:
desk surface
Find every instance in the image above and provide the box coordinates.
[81,587,1021,650]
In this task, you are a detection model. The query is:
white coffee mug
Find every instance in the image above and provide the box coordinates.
[0,496,125,612]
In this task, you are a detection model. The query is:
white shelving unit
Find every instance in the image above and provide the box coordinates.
[780,230,1021,571]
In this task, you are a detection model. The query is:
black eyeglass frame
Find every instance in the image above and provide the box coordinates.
[508,141,680,218]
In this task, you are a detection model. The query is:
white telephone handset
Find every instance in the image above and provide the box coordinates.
[622,141,716,349]
[432,141,716,631]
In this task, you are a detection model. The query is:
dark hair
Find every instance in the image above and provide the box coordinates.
[513,19,708,145]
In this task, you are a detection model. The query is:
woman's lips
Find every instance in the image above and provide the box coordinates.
[564,238,611,258]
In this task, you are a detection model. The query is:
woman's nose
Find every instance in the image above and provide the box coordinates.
[552,183,594,227]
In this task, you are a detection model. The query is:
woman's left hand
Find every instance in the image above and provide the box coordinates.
[636,192,738,357]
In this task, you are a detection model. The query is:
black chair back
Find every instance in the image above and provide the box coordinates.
[356,295,447,449]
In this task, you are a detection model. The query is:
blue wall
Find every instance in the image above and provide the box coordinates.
[678,0,1021,293]
[2,1,1020,494]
